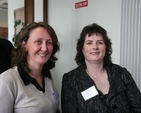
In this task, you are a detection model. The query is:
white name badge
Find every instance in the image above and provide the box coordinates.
[81,85,99,101]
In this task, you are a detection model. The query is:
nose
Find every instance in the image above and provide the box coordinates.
[41,43,48,51]
[93,43,98,49]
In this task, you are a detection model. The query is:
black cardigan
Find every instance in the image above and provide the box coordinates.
[61,64,141,113]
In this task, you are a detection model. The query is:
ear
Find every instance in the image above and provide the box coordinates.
[82,47,84,54]
[22,41,27,51]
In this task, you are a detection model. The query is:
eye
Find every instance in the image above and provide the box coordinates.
[97,41,104,45]
[86,41,92,45]
[35,40,42,45]
[47,41,53,46]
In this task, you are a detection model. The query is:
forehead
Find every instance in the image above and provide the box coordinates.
[29,27,51,38]
[24,27,52,44]
[85,33,103,40]
[30,27,47,34]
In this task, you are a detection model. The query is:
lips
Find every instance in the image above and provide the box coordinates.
[38,53,47,56]
[90,52,100,54]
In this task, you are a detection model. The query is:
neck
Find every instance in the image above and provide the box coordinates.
[86,63,104,78]
[28,63,43,78]
[28,70,43,87]
[86,68,105,78]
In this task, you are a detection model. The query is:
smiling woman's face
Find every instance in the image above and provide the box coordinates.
[82,33,106,64]
[23,27,53,67]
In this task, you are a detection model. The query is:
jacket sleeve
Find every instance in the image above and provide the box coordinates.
[122,68,141,112]
[61,73,79,113]
[0,80,14,113]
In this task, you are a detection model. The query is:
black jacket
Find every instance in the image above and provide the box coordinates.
[61,64,141,113]
[0,38,14,74]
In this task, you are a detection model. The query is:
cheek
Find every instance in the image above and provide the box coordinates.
[102,47,106,52]
[101,47,106,56]
[82,47,88,57]
[82,45,90,54]
[48,46,53,53]
[101,45,106,51]
[82,47,85,55]
[28,46,40,55]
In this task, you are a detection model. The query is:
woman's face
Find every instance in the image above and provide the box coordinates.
[82,33,106,64]
[23,27,53,67]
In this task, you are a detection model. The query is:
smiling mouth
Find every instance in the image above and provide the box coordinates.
[38,53,47,56]
[90,52,99,54]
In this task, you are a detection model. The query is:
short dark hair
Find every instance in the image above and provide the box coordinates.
[75,23,112,67]
[11,22,60,72]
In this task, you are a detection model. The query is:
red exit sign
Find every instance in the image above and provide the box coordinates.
[75,0,88,9]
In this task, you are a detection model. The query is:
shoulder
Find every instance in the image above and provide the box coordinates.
[63,66,83,77]
[0,38,11,44]
[0,39,13,46]
[62,66,84,83]
[45,76,53,85]
[0,66,20,85]
[0,39,14,53]
[108,63,123,69]
[106,63,132,81]
[106,63,128,73]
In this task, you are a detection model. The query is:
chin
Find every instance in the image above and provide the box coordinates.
[39,60,48,65]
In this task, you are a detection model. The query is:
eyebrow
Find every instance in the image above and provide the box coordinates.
[85,39,104,42]
[97,40,104,41]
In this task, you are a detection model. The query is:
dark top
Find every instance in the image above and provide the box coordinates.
[0,38,14,74]
[61,64,141,113]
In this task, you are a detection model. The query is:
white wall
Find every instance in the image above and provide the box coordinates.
[8,0,121,110]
